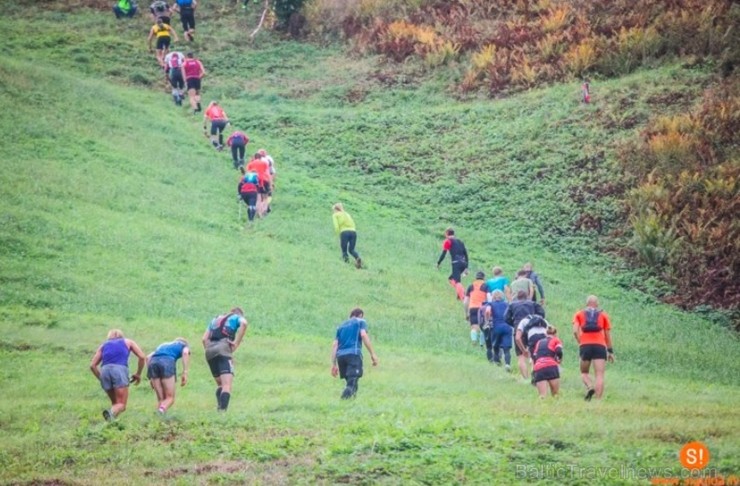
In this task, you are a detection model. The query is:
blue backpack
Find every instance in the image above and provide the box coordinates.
[177,0,193,6]
[243,171,258,184]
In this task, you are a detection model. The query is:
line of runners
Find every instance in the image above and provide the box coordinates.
[125,1,280,223]
[438,227,616,400]
[95,3,609,416]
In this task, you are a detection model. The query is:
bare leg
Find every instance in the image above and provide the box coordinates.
[159,376,177,411]
[150,378,165,405]
[105,388,116,406]
[535,381,548,398]
[518,352,530,379]
[593,359,606,398]
[580,359,593,390]
[111,387,129,417]
[549,378,560,396]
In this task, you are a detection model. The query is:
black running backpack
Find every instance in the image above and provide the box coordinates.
[582,308,602,333]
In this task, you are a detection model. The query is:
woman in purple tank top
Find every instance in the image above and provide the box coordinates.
[90,329,146,422]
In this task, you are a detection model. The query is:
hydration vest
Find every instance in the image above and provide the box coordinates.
[522,314,547,336]
[582,308,602,333]
[209,313,235,341]
[168,53,182,68]
[468,280,487,309]
[449,238,467,264]
[243,171,259,184]
[183,59,202,78]
[534,337,559,361]
[154,24,171,38]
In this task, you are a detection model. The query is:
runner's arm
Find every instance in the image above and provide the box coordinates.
[360,330,378,366]
[330,339,339,376]
[147,29,155,50]
[532,273,545,301]
[436,250,447,267]
[89,347,103,379]
[515,329,525,353]
[180,347,190,386]
[572,321,580,345]
[201,328,210,348]
[127,339,147,383]
[170,25,179,42]
[604,329,615,362]
[231,318,248,351]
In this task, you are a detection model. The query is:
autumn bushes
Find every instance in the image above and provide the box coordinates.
[302,0,737,95]
[619,80,739,316]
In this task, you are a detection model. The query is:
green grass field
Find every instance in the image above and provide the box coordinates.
[1,3,738,485]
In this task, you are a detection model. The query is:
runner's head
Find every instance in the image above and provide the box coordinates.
[175,337,189,347]
[491,290,505,301]
[333,203,344,212]
[586,295,598,308]
[492,266,503,276]
[523,262,533,272]
[156,18,163,26]
[546,326,557,336]
[107,329,124,340]
[516,269,527,278]
[475,271,485,280]
[445,227,454,237]
[516,290,528,301]
[186,51,194,58]
[349,307,364,318]
[258,149,267,156]
[230,307,244,316]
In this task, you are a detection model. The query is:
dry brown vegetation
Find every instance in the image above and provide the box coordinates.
[304,0,738,95]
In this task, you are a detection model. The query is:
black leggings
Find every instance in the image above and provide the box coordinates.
[231,143,245,166]
[340,230,359,261]
[240,191,258,221]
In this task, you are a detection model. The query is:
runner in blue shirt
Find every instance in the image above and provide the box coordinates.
[146,338,190,415]
[330,308,379,399]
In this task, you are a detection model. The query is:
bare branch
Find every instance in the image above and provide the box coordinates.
[250,0,271,39]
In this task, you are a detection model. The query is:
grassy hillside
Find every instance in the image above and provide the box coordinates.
[1,3,738,485]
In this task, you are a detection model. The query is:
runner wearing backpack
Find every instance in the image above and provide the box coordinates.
[172,0,196,42]
[483,289,511,369]
[149,0,171,24]
[147,18,178,68]
[532,326,563,398]
[203,101,229,151]
[246,153,272,217]
[227,130,250,169]
[182,51,205,114]
[464,271,489,347]
[238,167,259,222]
[505,290,545,380]
[163,50,185,105]
[201,307,249,411]
[522,262,546,306]
[436,228,468,301]
[572,295,615,401]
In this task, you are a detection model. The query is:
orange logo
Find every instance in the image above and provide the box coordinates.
[679,441,710,470]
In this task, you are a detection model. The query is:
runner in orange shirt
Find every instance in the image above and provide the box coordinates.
[245,153,271,217]
[572,295,615,401]
[203,101,229,151]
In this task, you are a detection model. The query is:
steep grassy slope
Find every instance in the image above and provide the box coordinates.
[0,3,738,485]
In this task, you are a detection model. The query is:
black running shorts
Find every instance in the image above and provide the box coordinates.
[156,37,171,50]
[533,365,560,383]
[186,78,201,91]
[579,344,607,361]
